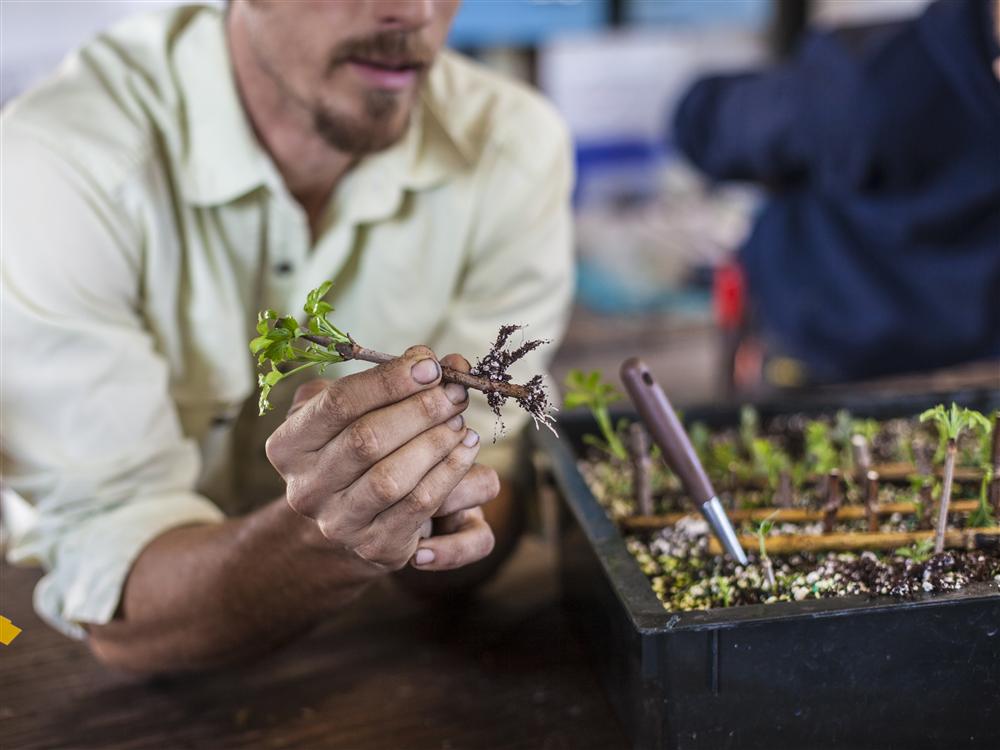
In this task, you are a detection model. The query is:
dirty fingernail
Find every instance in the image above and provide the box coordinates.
[414,548,435,566]
[446,414,464,431]
[411,359,440,384]
[462,429,480,447]
[444,383,468,404]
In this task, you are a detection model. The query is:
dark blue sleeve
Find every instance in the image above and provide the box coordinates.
[673,34,855,186]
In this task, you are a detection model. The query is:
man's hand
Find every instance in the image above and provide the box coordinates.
[87,347,500,675]
[266,346,497,576]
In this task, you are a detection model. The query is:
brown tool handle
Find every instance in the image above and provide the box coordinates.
[619,357,715,506]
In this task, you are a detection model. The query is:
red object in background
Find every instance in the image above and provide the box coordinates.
[713,260,745,331]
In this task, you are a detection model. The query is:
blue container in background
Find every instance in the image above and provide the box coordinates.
[449,0,610,47]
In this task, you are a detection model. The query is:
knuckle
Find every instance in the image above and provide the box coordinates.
[373,359,404,401]
[428,424,460,455]
[291,380,326,410]
[265,432,288,472]
[444,446,475,474]
[367,466,401,504]
[346,419,380,463]
[402,483,437,516]
[415,389,449,424]
[284,476,319,517]
[317,385,351,429]
[315,515,345,543]
[356,533,403,569]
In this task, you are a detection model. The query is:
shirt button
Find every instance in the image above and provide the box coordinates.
[274,261,294,275]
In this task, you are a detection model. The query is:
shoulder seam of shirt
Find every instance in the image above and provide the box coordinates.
[424,50,571,180]
[4,119,156,210]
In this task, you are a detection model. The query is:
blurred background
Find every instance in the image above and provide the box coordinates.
[4,0,995,406]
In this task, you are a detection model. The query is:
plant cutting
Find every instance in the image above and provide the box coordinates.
[754,511,779,589]
[919,403,991,552]
[563,369,627,460]
[250,281,555,432]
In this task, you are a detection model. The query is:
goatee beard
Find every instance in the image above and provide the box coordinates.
[311,90,408,155]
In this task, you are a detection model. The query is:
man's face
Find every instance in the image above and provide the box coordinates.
[237,0,461,154]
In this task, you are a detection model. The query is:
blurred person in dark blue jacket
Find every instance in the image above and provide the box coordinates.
[675,0,1000,382]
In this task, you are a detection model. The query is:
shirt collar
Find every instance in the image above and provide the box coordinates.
[173,8,269,206]
[173,8,472,210]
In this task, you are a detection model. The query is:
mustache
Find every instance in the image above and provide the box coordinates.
[328,31,435,72]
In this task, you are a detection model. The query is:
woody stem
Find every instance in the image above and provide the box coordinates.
[301,334,532,401]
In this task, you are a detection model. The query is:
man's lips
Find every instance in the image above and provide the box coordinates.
[345,57,424,91]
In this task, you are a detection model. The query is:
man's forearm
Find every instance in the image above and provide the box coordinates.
[87,498,374,675]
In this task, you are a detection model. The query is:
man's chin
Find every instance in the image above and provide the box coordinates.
[312,108,410,155]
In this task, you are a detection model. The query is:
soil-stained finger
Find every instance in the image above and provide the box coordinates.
[366,430,482,541]
[337,423,475,528]
[267,345,441,463]
[409,508,495,571]
[434,463,501,517]
[315,383,468,485]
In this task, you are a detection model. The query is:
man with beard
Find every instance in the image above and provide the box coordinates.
[1,1,573,673]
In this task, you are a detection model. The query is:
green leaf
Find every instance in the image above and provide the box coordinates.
[304,281,334,317]
[249,335,271,355]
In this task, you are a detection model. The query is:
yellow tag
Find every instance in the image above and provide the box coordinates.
[0,616,22,645]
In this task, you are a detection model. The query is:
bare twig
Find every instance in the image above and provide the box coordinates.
[300,334,535,402]
[864,470,880,533]
[822,469,842,534]
[627,423,654,516]
[775,470,794,508]
[851,434,871,482]
[934,439,957,554]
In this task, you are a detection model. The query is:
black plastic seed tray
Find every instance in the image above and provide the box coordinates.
[535,389,1000,750]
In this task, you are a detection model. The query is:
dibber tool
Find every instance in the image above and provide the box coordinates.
[619,357,749,566]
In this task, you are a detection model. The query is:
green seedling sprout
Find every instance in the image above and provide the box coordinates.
[754,510,779,590]
[919,403,992,553]
[750,438,790,487]
[564,369,627,461]
[852,418,881,445]
[831,409,856,469]
[706,440,741,484]
[805,421,838,475]
[739,405,759,458]
[967,466,997,528]
[689,421,711,463]
[906,473,931,530]
[894,537,935,564]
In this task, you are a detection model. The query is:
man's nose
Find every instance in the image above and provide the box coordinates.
[374,0,435,30]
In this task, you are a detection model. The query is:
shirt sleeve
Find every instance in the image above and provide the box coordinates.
[670,31,864,186]
[430,104,576,478]
[0,130,224,640]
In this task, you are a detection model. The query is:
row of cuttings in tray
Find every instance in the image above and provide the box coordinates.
[563,371,1000,610]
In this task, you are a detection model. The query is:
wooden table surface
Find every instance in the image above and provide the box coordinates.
[0,538,627,750]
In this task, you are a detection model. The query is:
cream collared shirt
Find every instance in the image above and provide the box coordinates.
[0,5,574,639]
